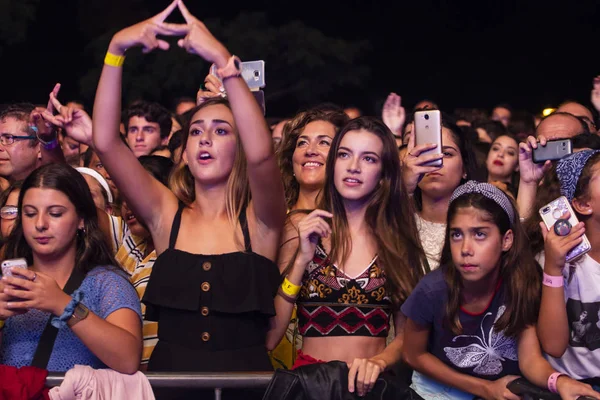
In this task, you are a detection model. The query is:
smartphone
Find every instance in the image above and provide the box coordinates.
[532,139,572,164]
[413,110,442,167]
[1,258,28,278]
[539,196,591,262]
[210,60,266,91]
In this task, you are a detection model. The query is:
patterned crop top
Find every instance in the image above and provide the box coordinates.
[297,244,392,338]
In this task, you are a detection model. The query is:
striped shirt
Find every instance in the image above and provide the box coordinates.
[130,251,158,365]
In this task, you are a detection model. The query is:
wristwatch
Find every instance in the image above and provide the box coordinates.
[67,303,90,328]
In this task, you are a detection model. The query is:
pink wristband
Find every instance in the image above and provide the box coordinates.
[547,372,563,393]
[543,272,563,288]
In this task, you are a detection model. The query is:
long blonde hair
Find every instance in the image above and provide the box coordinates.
[169,98,250,248]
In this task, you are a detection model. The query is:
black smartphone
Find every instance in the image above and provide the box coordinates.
[532,139,572,164]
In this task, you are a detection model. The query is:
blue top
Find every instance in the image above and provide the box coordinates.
[401,267,520,381]
[0,266,142,372]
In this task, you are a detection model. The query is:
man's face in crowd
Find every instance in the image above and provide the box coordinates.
[491,107,511,127]
[126,116,166,157]
[536,113,584,140]
[556,102,596,133]
[0,117,40,181]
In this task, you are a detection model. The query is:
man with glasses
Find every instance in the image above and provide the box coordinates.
[0,103,63,182]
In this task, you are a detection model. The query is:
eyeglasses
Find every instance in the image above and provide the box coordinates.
[0,206,18,220]
[0,133,37,146]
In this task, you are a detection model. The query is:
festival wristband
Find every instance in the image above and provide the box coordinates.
[104,51,126,67]
[281,276,301,297]
[0,320,5,331]
[547,372,564,393]
[543,272,564,288]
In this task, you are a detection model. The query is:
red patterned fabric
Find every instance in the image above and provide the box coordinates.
[0,365,50,400]
[291,350,326,369]
[297,245,392,338]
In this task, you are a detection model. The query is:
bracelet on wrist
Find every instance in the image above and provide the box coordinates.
[30,126,60,151]
[0,320,5,331]
[281,276,301,297]
[542,272,564,288]
[547,372,564,393]
[215,55,242,81]
[51,289,84,329]
[104,51,126,68]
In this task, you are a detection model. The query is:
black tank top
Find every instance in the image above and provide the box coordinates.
[142,203,280,372]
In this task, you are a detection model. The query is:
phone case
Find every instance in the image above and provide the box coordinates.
[414,110,442,167]
[532,139,572,163]
[1,258,28,277]
[539,196,591,262]
[210,60,266,90]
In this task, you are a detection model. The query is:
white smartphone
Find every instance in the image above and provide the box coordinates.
[539,196,591,262]
[1,258,28,278]
[414,110,443,167]
[210,60,266,90]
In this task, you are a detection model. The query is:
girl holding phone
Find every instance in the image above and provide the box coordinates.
[0,163,141,373]
[402,181,598,399]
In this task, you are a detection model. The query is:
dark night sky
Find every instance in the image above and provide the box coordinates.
[1,0,598,117]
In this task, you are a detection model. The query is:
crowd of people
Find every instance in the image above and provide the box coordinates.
[1,0,600,399]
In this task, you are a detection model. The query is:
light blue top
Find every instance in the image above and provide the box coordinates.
[0,266,142,372]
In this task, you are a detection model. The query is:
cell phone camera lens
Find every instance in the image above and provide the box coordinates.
[424,114,429,120]
[542,207,550,214]
[254,70,259,77]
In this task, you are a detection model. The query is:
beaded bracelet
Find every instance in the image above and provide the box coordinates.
[51,289,84,329]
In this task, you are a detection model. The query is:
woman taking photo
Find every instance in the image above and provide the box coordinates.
[0,163,142,373]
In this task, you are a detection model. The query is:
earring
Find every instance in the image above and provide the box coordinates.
[77,227,86,238]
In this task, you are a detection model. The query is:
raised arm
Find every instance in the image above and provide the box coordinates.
[265,210,332,350]
[176,0,286,232]
[92,1,185,243]
[32,83,67,166]
[537,218,585,357]
[516,135,550,219]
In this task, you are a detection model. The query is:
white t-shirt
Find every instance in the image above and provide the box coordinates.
[538,252,600,380]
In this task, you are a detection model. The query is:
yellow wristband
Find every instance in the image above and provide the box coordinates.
[281,277,301,297]
[104,52,125,67]
[0,320,5,330]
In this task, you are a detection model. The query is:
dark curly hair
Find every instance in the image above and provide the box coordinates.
[276,108,349,209]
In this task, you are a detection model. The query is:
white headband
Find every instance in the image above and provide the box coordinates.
[76,167,114,204]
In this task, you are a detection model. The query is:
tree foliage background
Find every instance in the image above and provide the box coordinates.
[1,0,372,117]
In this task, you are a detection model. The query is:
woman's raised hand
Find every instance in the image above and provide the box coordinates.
[197,73,224,105]
[518,135,551,186]
[401,125,443,196]
[296,210,333,267]
[42,92,93,147]
[108,0,188,56]
[382,92,406,136]
[174,0,231,66]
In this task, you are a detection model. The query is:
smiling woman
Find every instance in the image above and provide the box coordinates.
[277,108,349,211]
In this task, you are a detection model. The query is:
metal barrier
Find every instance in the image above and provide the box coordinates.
[46,371,274,400]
